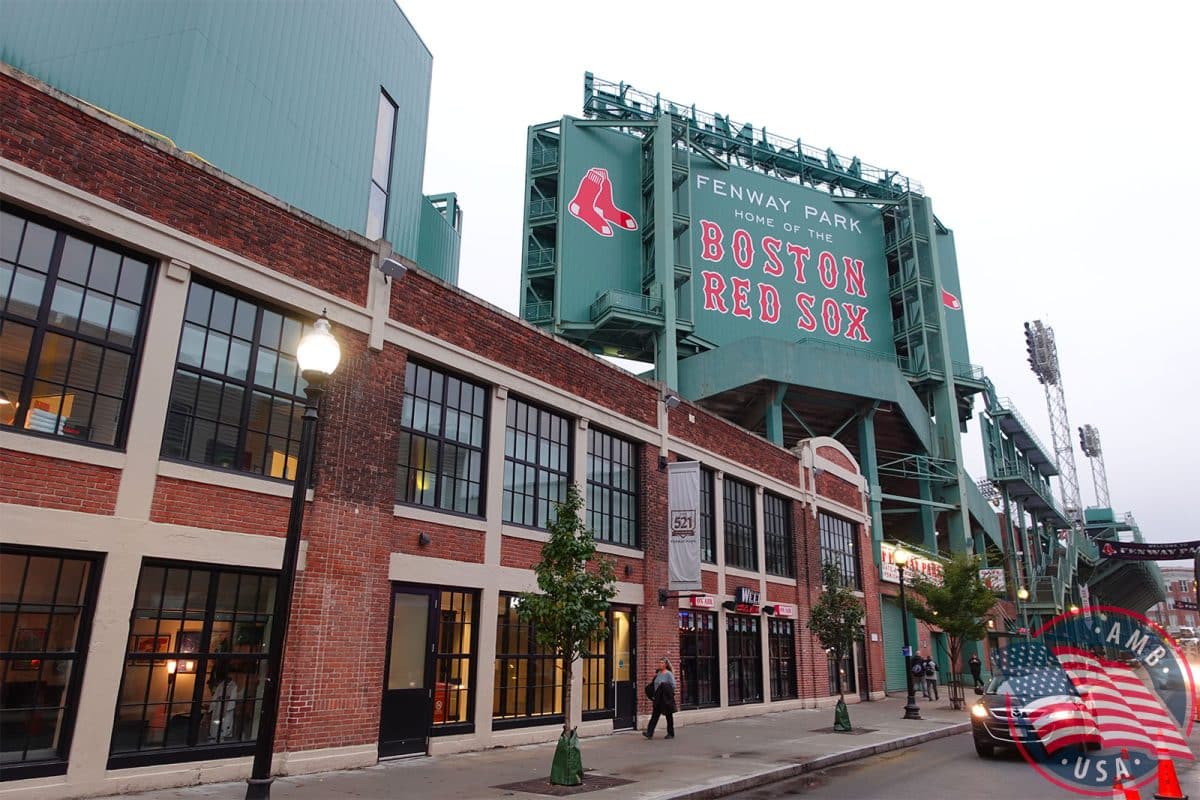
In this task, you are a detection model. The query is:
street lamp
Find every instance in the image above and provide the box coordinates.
[1017,587,1030,635]
[246,313,341,800]
[894,546,922,720]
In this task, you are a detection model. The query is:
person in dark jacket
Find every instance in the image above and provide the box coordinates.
[968,653,984,689]
[643,657,676,739]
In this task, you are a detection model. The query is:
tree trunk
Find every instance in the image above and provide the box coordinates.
[562,656,574,737]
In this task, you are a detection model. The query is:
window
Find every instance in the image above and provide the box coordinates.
[503,398,571,529]
[586,428,637,547]
[828,649,856,696]
[700,468,716,564]
[0,206,153,447]
[581,613,610,717]
[366,91,397,239]
[768,618,796,700]
[396,363,488,516]
[677,610,719,709]
[110,563,276,765]
[162,281,313,480]
[726,614,762,704]
[723,478,757,571]
[763,493,793,578]
[432,590,476,729]
[819,512,861,590]
[0,546,100,780]
[493,594,562,725]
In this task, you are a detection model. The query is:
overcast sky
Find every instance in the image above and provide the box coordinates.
[399,1,1199,554]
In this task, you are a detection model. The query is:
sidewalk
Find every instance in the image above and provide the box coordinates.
[106,697,970,800]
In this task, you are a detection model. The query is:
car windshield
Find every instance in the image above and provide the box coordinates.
[984,667,1062,698]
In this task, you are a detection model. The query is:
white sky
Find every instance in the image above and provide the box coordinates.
[400,1,1199,553]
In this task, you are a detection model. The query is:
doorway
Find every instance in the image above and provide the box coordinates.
[855,638,870,700]
[379,587,436,756]
[611,607,635,729]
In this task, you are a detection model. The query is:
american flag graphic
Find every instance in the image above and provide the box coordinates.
[995,641,1192,759]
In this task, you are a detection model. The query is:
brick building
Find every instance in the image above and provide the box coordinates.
[0,64,886,799]
[1150,567,1198,636]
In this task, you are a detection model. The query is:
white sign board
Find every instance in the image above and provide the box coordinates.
[879,542,944,586]
[979,568,1006,593]
[667,461,702,591]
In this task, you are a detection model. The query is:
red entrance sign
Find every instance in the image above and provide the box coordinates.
[690,595,715,608]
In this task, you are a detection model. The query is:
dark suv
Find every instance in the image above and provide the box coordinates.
[969,668,1096,758]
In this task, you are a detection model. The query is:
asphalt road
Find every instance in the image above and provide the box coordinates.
[722,731,1200,800]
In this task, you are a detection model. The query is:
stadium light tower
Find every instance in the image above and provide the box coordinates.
[1023,320,1083,531]
[1078,424,1110,509]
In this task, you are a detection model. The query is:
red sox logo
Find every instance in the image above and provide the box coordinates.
[568,167,638,238]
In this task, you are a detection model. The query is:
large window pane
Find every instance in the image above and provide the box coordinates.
[678,610,719,709]
[819,512,861,590]
[723,478,757,571]
[0,547,99,776]
[586,429,638,547]
[111,563,276,762]
[0,206,153,447]
[502,398,571,531]
[764,493,793,578]
[493,594,562,724]
[162,281,311,480]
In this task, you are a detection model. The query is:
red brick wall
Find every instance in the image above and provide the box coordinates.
[149,477,290,536]
[669,408,796,485]
[637,447,674,716]
[816,445,855,471]
[500,536,545,571]
[0,72,370,305]
[392,273,657,427]
[0,450,120,515]
[815,472,861,511]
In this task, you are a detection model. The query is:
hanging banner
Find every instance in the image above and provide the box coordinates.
[667,461,702,591]
[979,568,1006,593]
[1098,540,1200,561]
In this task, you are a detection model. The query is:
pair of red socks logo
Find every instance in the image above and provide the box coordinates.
[568,167,638,237]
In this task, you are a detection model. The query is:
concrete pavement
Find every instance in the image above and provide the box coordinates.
[100,696,971,799]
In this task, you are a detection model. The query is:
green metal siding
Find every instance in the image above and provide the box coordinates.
[417,194,461,285]
[2,0,432,263]
[881,597,910,692]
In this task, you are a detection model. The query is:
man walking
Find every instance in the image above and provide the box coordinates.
[922,655,939,701]
[968,653,984,690]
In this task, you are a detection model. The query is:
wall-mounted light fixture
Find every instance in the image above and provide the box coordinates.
[418,532,431,546]
[379,255,408,280]
[623,564,633,578]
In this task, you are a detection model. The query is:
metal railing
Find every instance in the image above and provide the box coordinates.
[528,196,556,218]
[953,361,985,382]
[525,301,552,323]
[589,289,663,321]
[995,397,1056,467]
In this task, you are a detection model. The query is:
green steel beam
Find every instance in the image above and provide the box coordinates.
[764,383,787,446]
[880,493,957,510]
[653,114,679,390]
[859,405,884,565]
[782,402,817,440]
[830,411,860,441]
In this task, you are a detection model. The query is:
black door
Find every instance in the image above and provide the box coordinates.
[379,587,436,756]
[856,638,870,700]
[612,607,636,729]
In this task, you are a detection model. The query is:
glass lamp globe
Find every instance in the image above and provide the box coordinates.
[893,547,912,567]
[297,315,341,377]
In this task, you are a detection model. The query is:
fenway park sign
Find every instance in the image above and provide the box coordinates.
[1098,540,1200,561]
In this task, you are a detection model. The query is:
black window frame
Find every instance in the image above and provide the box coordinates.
[768,618,797,701]
[502,397,572,530]
[0,204,156,450]
[699,468,716,564]
[160,279,315,482]
[580,609,613,721]
[819,511,862,590]
[431,588,479,734]
[108,560,277,769]
[763,492,793,578]
[395,360,489,517]
[723,477,757,571]
[0,544,103,782]
[492,593,564,729]
[677,609,720,710]
[586,427,638,548]
[726,613,762,705]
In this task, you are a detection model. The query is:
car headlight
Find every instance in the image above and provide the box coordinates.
[971,704,989,719]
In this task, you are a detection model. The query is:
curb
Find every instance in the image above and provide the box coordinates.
[659,722,972,800]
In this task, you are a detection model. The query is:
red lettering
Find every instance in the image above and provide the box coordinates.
[732,229,753,269]
[731,277,752,318]
[818,251,838,290]
[843,304,870,342]
[821,297,841,335]
[700,220,724,263]
[796,292,817,331]
[758,284,780,324]
[701,270,728,313]
[762,236,784,277]
[786,243,811,284]
[843,257,867,298]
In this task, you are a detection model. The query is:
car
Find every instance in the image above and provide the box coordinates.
[970,668,1098,759]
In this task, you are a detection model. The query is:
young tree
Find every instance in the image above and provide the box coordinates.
[906,552,999,710]
[809,562,865,730]
[516,484,616,784]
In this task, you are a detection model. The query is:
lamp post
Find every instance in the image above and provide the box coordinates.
[246,314,340,800]
[894,546,922,720]
[1017,587,1030,637]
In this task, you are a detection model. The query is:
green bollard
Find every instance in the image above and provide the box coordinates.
[833,699,852,732]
